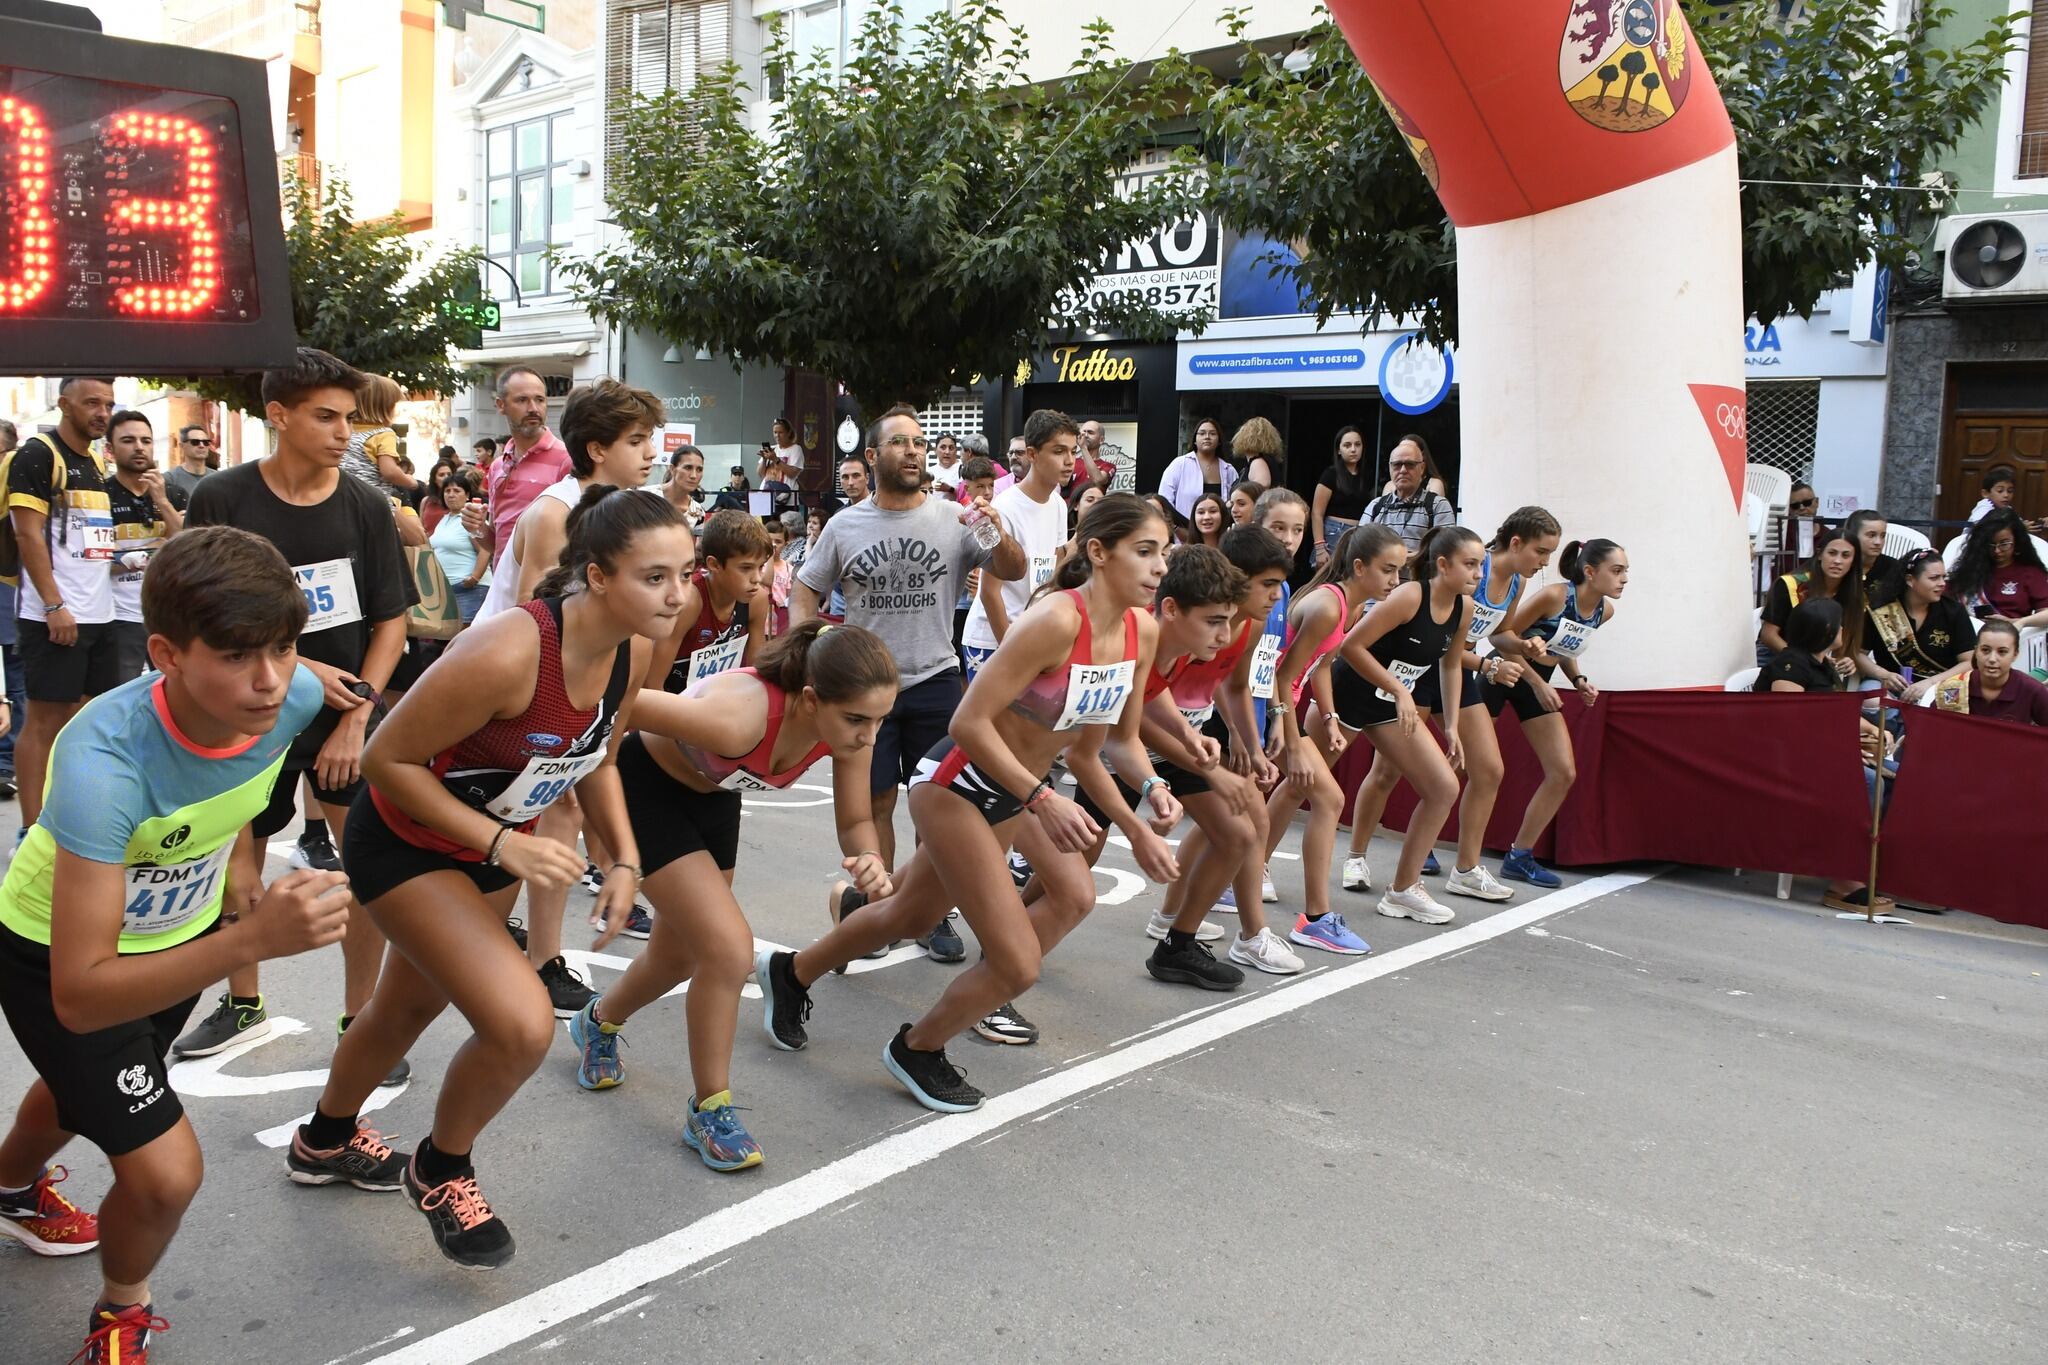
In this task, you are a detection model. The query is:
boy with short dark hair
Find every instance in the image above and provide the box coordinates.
[0,527,390,1364]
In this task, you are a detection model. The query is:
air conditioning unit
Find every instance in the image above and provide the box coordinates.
[1938,211,2048,302]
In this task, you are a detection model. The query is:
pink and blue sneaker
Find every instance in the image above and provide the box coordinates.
[1287,911,1371,956]
[568,999,625,1091]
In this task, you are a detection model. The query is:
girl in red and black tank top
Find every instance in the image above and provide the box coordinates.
[563,622,900,1170]
[763,495,1183,1117]
[316,485,689,1271]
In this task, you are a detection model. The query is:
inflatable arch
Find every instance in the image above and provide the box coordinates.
[1327,0,1754,689]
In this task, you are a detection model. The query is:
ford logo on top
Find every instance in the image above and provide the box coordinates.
[525,732,566,752]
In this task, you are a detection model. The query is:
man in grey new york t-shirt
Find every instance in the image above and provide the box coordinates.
[795,404,1024,869]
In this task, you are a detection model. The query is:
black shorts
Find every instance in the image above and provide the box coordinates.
[872,671,964,796]
[341,787,518,904]
[17,619,121,703]
[1414,666,1492,714]
[0,923,199,1156]
[1486,663,1560,723]
[908,736,1027,825]
[251,732,364,840]
[112,619,150,682]
[1330,658,1410,730]
[617,734,743,873]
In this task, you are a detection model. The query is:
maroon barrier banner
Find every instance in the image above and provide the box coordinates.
[1879,705,2048,930]
[1334,691,1873,881]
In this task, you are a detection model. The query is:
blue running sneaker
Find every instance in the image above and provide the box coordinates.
[683,1092,763,1171]
[568,1000,625,1091]
[620,903,654,940]
[1212,886,1238,912]
[1501,848,1562,889]
[1422,851,1442,876]
[1287,911,1371,956]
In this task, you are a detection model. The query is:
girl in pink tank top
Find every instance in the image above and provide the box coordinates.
[759,493,1182,1116]
[1262,524,1406,950]
[563,620,901,1171]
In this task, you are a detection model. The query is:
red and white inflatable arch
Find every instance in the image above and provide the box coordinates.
[1327,0,1753,688]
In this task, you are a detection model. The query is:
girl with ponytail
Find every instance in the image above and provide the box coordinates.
[1343,506,1559,904]
[1324,525,1484,928]
[758,493,1182,1113]
[1490,536,1629,890]
[562,619,901,1171]
[1259,522,1405,955]
[311,483,691,1271]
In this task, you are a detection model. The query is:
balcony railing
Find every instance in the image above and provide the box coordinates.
[279,153,324,204]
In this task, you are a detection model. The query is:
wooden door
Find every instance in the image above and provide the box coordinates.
[1942,412,2048,524]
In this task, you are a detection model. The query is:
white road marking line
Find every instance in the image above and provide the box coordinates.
[590,1295,656,1326]
[318,1326,415,1365]
[363,868,1660,1365]
[1105,832,1299,861]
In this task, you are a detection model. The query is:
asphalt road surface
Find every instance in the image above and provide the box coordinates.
[2,768,2043,1364]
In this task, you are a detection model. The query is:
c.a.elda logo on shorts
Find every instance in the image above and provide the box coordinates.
[115,1065,153,1097]
[1560,0,1694,133]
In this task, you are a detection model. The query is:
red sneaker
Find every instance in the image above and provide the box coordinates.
[71,1303,169,1364]
[0,1165,99,1255]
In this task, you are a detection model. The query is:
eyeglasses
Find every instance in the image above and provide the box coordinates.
[1388,460,1423,471]
[1790,496,1817,510]
[184,437,212,446]
[881,435,930,453]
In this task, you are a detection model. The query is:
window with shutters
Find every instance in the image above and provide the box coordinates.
[603,0,733,193]
[2020,0,2048,176]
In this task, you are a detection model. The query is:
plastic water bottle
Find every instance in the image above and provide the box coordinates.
[962,502,1002,551]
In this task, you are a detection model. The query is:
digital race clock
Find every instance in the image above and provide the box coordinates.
[0,14,297,375]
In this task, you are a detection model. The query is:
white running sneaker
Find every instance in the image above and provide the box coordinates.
[1377,883,1455,925]
[1260,874,1278,903]
[1228,927,1305,975]
[1341,855,1372,892]
[1146,910,1223,943]
[1444,864,1514,902]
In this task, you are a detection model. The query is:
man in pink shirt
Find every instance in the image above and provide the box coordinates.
[461,365,572,566]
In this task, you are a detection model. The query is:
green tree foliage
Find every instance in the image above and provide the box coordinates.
[170,172,484,408]
[1197,0,2015,345]
[561,0,1204,415]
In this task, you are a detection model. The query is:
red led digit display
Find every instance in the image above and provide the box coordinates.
[0,67,258,322]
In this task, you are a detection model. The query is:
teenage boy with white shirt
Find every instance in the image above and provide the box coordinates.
[961,409,1078,676]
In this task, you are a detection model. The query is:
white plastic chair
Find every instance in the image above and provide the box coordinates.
[1743,491,1768,554]
[1943,533,1966,570]
[1744,465,1792,556]
[1724,666,1760,691]
[1881,523,1931,559]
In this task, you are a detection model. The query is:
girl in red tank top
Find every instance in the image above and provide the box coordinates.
[758,493,1183,1116]
[314,486,691,1271]
[556,622,900,1172]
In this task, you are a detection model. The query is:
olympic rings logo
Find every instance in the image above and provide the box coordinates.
[1715,402,1746,440]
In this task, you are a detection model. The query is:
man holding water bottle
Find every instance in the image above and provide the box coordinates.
[104,410,185,681]
[792,404,1025,878]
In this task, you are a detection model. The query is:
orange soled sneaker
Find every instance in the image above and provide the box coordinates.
[0,1165,99,1255]
[71,1302,169,1364]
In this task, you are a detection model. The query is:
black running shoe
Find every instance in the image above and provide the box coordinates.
[289,826,343,874]
[973,1002,1038,1046]
[287,1122,408,1191]
[578,861,606,895]
[919,910,966,964]
[883,1024,984,1113]
[826,882,889,968]
[620,903,654,940]
[403,1159,514,1271]
[172,992,270,1057]
[505,918,528,951]
[537,955,596,1018]
[755,949,812,1052]
[1146,937,1245,992]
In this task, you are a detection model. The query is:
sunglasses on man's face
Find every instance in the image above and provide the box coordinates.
[1791,496,1817,510]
